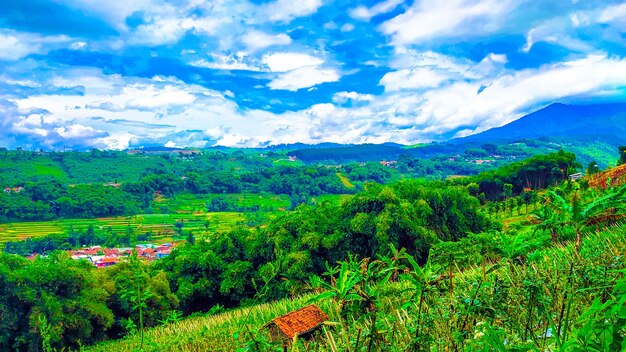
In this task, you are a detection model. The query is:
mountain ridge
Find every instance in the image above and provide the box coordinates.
[454,102,626,144]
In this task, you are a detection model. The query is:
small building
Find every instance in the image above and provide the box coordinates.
[95,257,118,268]
[265,305,328,347]
[569,172,583,181]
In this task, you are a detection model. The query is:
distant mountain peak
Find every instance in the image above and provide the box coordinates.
[455,102,626,144]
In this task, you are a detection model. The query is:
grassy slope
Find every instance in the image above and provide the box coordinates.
[335,173,355,189]
[86,295,335,352]
[85,224,626,351]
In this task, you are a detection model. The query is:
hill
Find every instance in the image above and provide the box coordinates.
[457,102,626,144]
[85,226,626,351]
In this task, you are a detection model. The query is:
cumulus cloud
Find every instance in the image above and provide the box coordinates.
[261,0,323,22]
[380,0,517,45]
[380,51,501,92]
[260,52,340,90]
[267,66,340,91]
[333,91,375,103]
[242,31,292,51]
[3,0,626,150]
[262,52,325,72]
[350,0,404,21]
[353,54,626,142]
[189,53,262,71]
[0,31,72,61]
[598,3,626,24]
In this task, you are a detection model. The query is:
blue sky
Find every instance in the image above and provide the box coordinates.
[1,0,626,150]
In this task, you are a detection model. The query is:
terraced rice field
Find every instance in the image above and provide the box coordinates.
[0,212,247,249]
[160,193,291,213]
[0,193,354,249]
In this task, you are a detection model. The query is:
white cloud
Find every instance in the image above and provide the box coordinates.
[333,91,375,103]
[130,16,227,45]
[124,84,197,110]
[54,124,101,139]
[288,54,626,145]
[242,31,292,51]
[380,0,516,45]
[262,52,325,72]
[0,34,39,61]
[56,0,153,30]
[380,67,452,91]
[98,133,138,150]
[598,3,626,24]
[350,0,404,21]
[377,54,626,139]
[341,23,355,32]
[190,53,262,71]
[70,41,87,50]
[267,66,340,91]
[522,17,592,53]
[0,32,72,60]
[262,0,323,22]
[380,50,495,91]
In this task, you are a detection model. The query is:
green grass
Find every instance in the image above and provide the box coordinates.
[85,294,336,352]
[159,193,291,213]
[85,225,626,351]
[311,194,353,206]
[335,173,355,189]
[0,156,69,185]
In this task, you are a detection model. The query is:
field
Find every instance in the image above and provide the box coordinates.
[0,193,352,248]
[0,213,246,246]
[158,193,292,213]
[335,172,355,189]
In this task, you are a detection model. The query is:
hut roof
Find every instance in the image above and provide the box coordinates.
[270,304,328,339]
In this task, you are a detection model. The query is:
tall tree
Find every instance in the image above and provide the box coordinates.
[618,146,626,166]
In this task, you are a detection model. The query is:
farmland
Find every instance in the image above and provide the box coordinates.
[0,192,351,249]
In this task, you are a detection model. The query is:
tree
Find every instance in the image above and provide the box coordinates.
[522,190,533,214]
[0,253,114,351]
[502,183,513,200]
[586,161,601,175]
[174,221,183,235]
[543,183,626,249]
[618,146,626,166]
[186,232,195,245]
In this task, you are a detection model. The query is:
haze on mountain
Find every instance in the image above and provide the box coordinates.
[1,0,626,150]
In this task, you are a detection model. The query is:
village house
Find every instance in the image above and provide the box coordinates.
[63,242,176,267]
[265,305,329,348]
[3,186,23,193]
[569,172,583,181]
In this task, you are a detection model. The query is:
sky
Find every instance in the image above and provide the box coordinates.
[1,0,626,150]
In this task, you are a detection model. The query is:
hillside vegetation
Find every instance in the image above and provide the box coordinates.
[86,226,626,351]
[1,149,625,351]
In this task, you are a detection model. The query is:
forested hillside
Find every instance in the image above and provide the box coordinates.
[0,148,625,351]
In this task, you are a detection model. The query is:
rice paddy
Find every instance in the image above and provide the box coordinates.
[0,193,353,249]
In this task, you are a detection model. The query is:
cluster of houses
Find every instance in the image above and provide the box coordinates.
[380,160,398,167]
[3,186,23,193]
[67,243,176,268]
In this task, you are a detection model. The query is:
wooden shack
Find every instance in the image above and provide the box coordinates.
[265,304,329,347]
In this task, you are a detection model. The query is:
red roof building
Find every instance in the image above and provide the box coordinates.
[265,305,329,345]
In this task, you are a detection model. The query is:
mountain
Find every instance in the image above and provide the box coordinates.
[456,102,626,144]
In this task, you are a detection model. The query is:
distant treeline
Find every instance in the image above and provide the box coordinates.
[467,150,581,200]
[0,157,393,221]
